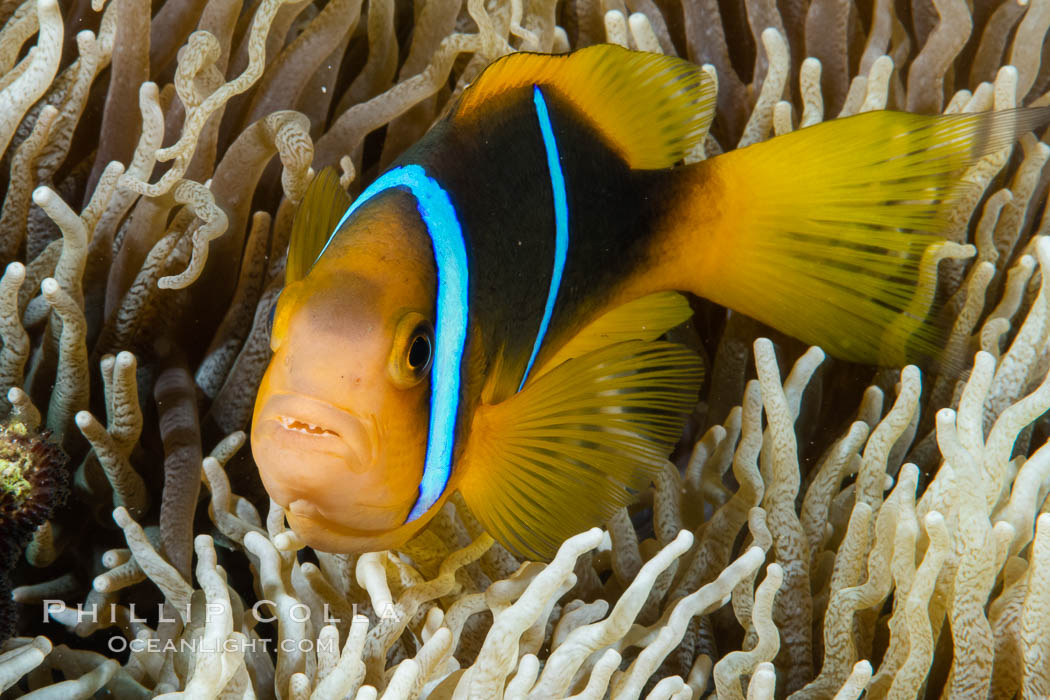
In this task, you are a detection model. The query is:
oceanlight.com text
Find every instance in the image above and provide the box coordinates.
[106,636,339,655]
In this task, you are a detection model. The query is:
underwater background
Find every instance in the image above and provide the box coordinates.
[2,0,1050,697]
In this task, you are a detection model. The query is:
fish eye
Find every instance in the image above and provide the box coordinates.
[389,312,435,388]
[407,330,433,374]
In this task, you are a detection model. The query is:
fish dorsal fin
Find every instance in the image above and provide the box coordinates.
[456,45,715,169]
[286,167,352,284]
[458,340,703,559]
[529,291,694,384]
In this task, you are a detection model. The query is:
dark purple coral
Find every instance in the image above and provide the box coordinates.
[0,419,69,641]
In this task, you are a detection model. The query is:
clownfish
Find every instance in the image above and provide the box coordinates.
[251,45,1050,559]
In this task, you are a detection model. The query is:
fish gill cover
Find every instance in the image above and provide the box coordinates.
[0,0,1050,698]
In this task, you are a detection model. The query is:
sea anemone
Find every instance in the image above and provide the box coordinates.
[1,0,1050,697]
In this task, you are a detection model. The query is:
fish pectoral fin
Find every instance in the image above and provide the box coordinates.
[683,106,1050,370]
[286,167,352,284]
[528,291,695,385]
[458,339,703,560]
[454,45,715,170]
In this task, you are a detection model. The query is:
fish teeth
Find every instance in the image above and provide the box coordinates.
[279,416,333,436]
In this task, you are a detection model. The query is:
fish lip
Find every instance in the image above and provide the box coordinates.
[257,393,378,468]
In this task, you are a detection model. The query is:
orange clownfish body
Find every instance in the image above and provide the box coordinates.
[252,45,1050,559]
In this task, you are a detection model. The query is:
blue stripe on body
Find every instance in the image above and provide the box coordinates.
[320,165,469,523]
[518,86,570,390]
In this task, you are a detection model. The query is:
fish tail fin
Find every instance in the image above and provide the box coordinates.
[675,107,1050,369]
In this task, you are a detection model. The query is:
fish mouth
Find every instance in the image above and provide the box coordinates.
[276,415,341,438]
[255,393,378,474]
[252,392,424,536]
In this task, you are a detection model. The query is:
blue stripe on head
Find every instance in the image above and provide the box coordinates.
[322,164,469,523]
[519,86,569,390]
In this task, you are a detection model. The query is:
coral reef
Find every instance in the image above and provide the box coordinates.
[0,414,68,641]
[1,0,1050,697]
